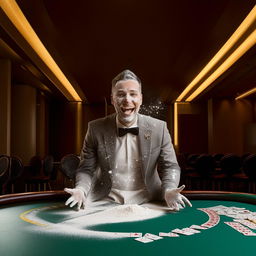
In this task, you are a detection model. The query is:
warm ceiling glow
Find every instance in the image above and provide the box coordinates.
[176,5,256,102]
[235,87,256,100]
[186,29,256,102]
[0,0,82,101]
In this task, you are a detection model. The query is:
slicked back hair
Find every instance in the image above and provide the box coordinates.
[111,70,142,93]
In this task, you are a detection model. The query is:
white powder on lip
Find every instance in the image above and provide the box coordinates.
[23,202,166,239]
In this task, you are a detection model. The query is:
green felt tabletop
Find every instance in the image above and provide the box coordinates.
[1,196,256,256]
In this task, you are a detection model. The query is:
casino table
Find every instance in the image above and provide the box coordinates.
[1,191,256,256]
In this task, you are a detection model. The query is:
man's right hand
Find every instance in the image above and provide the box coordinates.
[64,188,86,210]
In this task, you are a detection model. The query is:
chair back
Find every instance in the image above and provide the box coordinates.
[220,154,241,176]
[212,153,224,168]
[0,155,10,178]
[0,155,10,194]
[43,155,54,176]
[186,154,199,168]
[195,154,215,177]
[29,156,42,176]
[60,154,80,179]
[243,154,256,180]
[10,156,23,180]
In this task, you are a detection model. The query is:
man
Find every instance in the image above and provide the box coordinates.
[65,70,191,211]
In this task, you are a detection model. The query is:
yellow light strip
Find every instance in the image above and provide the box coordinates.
[186,29,256,102]
[176,5,256,102]
[0,0,82,101]
[174,102,178,148]
[235,87,256,100]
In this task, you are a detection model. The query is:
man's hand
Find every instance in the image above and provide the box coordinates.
[64,188,86,210]
[164,185,192,211]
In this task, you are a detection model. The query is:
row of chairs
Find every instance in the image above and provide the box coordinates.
[180,153,256,192]
[26,154,81,191]
[181,153,256,177]
[0,154,81,194]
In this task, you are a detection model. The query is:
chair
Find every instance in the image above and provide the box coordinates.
[243,154,256,179]
[0,155,10,194]
[241,152,252,163]
[220,154,241,177]
[186,154,199,168]
[243,154,256,192]
[194,154,215,190]
[183,154,200,190]
[25,156,53,191]
[195,154,215,177]
[219,154,243,191]
[8,156,24,193]
[42,155,54,190]
[29,155,42,176]
[212,153,224,168]
[60,154,80,180]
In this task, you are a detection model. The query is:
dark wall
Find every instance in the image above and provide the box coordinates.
[49,101,105,160]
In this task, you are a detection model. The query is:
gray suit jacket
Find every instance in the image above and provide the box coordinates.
[76,113,180,201]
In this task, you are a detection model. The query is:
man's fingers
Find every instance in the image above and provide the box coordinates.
[77,200,82,210]
[64,188,73,195]
[70,199,78,208]
[167,201,179,211]
[65,196,74,206]
[178,198,185,208]
[177,185,185,193]
[181,195,192,207]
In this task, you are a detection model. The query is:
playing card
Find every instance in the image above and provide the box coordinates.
[129,232,143,237]
[172,228,195,235]
[144,233,163,240]
[182,228,201,234]
[225,222,256,236]
[159,232,179,237]
[190,225,208,230]
[135,237,154,243]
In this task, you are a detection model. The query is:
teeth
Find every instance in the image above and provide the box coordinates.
[122,108,134,114]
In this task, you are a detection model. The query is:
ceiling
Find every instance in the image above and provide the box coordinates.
[0,0,255,104]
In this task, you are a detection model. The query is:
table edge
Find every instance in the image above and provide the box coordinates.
[1,190,256,205]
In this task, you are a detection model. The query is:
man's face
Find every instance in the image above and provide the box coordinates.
[111,79,142,126]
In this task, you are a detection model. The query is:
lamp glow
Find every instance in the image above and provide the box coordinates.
[0,0,82,101]
[176,5,256,102]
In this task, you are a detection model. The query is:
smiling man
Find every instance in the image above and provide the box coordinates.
[65,70,191,210]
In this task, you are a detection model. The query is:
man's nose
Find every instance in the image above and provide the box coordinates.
[123,94,132,103]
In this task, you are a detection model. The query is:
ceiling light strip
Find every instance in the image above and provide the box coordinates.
[235,87,256,100]
[176,5,256,102]
[0,0,82,101]
[185,29,256,102]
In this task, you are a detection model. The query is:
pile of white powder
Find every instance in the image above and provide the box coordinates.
[25,202,166,239]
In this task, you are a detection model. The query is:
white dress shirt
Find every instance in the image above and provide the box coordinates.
[107,116,150,204]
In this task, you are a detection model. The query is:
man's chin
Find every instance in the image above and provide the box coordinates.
[118,113,137,125]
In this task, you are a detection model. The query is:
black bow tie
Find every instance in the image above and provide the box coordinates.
[118,127,139,137]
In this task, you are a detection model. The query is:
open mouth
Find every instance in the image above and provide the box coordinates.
[121,107,135,115]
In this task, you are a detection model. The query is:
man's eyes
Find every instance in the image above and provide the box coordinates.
[116,92,138,97]
[117,93,126,97]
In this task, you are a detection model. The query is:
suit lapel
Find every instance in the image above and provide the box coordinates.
[103,114,117,171]
[138,114,152,177]
[103,114,153,175]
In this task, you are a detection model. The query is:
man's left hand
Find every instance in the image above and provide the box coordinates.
[164,185,192,211]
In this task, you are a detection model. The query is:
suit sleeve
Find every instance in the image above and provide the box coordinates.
[158,122,180,191]
[75,122,98,196]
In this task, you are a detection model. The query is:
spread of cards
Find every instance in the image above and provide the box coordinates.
[134,205,256,243]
